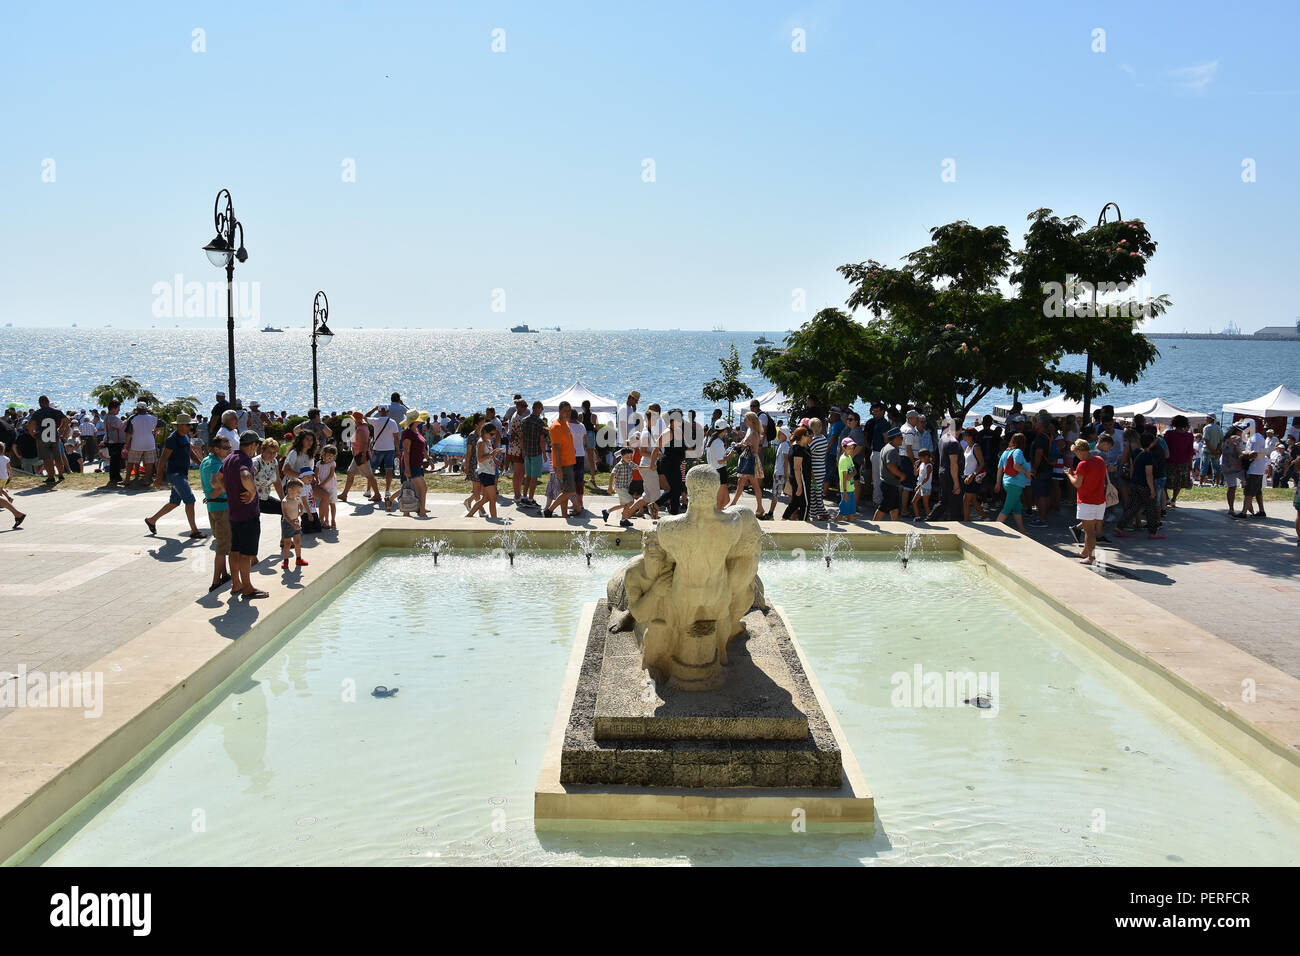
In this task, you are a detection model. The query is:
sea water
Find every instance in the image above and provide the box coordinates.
[3,328,1297,422]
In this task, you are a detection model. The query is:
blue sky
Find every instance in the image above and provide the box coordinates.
[1,0,1296,331]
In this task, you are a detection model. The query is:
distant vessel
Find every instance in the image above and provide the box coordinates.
[753,335,771,344]
[712,324,726,332]
[510,324,539,333]
[262,325,283,333]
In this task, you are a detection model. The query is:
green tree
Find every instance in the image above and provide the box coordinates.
[837,221,1046,422]
[752,308,871,415]
[702,343,754,427]
[1010,208,1169,412]
[90,375,160,410]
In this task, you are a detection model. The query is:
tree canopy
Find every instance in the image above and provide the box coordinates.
[753,209,1170,421]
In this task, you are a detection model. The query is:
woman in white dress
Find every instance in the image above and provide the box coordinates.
[637,406,662,519]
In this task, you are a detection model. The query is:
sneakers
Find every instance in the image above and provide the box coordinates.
[601,509,609,522]
[619,519,633,528]
[281,560,289,570]
[296,558,309,566]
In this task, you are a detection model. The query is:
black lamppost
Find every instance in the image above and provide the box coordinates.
[310,291,333,409]
[202,189,248,404]
[1081,201,1122,422]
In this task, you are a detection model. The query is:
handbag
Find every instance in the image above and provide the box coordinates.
[1105,477,1120,508]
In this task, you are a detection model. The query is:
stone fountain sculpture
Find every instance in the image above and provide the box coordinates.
[547,461,865,807]
[606,465,767,690]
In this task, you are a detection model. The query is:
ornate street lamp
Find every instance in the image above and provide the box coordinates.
[202,189,248,404]
[1081,202,1122,422]
[311,290,333,409]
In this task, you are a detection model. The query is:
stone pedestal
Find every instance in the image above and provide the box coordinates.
[535,601,874,828]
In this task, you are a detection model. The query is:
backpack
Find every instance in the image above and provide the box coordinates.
[398,479,419,513]
[1003,450,1020,478]
[765,414,777,444]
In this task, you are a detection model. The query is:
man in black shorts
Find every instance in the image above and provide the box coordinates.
[874,427,905,520]
[221,430,269,600]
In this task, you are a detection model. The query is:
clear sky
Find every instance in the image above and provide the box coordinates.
[2,1,1297,332]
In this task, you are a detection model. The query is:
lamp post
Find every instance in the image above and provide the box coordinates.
[202,189,248,404]
[310,291,333,409]
[1081,201,1122,423]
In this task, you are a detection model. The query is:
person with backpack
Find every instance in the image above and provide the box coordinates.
[996,432,1033,533]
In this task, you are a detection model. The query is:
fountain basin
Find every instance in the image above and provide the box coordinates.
[4,521,1300,865]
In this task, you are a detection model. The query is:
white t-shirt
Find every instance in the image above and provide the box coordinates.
[0,454,9,480]
[128,413,158,451]
[900,423,920,459]
[368,416,398,452]
[705,437,727,469]
[1247,433,1268,475]
[774,439,791,475]
[569,422,586,457]
[218,426,240,449]
[617,404,638,445]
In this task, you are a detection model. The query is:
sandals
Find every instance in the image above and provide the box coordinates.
[242,589,270,600]
[207,572,232,593]
[187,530,208,539]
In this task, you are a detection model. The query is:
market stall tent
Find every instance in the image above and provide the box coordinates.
[1221,385,1300,419]
[732,388,793,416]
[539,381,618,422]
[1112,397,1210,427]
[992,393,1085,421]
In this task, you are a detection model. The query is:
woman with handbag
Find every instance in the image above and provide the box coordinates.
[728,411,768,519]
[1066,437,1111,565]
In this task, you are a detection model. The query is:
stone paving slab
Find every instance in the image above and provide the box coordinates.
[1018,500,1300,679]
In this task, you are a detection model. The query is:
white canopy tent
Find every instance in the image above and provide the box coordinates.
[539,380,618,423]
[1221,385,1300,420]
[992,393,1085,421]
[1112,397,1210,427]
[732,388,793,416]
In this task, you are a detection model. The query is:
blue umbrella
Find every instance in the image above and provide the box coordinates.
[432,434,466,455]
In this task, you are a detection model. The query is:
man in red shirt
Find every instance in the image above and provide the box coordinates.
[1066,437,1109,566]
[545,401,577,518]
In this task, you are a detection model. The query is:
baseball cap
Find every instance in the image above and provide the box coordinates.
[238,430,261,447]
[841,437,856,448]
[885,426,903,439]
[905,408,920,419]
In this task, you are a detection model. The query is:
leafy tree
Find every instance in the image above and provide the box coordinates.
[752,308,872,416]
[90,375,160,410]
[1010,208,1168,413]
[837,221,1045,422]
[702,343,753,427]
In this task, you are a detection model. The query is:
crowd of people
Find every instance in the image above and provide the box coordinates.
[4,389,1299,597]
